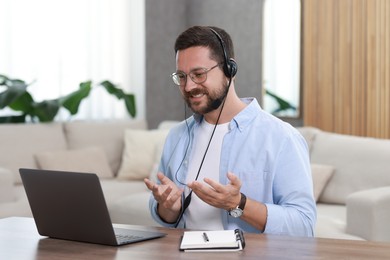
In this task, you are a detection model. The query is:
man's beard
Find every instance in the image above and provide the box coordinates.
[184,83,228,115]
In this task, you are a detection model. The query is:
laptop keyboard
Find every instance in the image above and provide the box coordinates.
[114,227,145,244]
[116,233,143,244]
[113,227,165,245]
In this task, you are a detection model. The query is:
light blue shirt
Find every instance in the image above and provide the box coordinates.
[149,98,316,237]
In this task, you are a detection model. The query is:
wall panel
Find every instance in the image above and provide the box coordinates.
[302,0,390,139]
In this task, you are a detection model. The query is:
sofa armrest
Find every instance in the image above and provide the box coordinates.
[0,167,15,203]
[346,186,390,242]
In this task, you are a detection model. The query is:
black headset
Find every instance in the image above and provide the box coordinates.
[209,27,238,79]
[174,27,238,228]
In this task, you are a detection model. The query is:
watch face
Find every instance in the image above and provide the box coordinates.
[229,208,243,218]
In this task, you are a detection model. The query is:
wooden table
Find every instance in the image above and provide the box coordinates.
[1,217,389,259]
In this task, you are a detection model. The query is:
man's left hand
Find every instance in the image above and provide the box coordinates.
[187,172,242,210]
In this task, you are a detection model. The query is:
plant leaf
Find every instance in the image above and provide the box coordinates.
[123,94,136,117]
[0,74,8,85]
[100,80,136,117]
[8,92,34,112]
[0,81,29,109]
[32,100,61,122]
[99,80,123,98]
[60,81,92,115]
[265,89,296,113]
[0,115,26,123]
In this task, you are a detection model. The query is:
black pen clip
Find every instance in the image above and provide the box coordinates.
[203,232,209,242]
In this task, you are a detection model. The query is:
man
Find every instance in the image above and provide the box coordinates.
[144,26,316,236]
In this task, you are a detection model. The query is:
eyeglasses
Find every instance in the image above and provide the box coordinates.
[171,64,220,86]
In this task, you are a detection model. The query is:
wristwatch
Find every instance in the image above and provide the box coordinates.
[228,193,247,218]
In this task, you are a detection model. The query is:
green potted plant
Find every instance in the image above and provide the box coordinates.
[0,74,136,123]
[265,89,296,115]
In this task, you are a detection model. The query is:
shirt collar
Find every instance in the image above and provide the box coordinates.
[231,97,261,132]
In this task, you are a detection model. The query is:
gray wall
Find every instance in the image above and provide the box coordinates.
[146,0,264,128]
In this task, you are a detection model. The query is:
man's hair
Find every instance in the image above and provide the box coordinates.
[174,26,235,66]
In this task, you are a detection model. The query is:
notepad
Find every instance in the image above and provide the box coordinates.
[179,229,245,252]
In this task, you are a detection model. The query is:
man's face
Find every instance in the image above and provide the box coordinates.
[175,46,227,115]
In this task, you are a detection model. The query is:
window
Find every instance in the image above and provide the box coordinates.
[262,0,301,117]
[0,0,145,121]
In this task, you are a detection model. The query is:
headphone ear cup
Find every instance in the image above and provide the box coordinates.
[226,59,237,78]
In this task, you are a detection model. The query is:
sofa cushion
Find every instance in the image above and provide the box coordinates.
[346,187,390,241]
[296,127,320,153]
[64,120,147,175]
[148,140,165,183]
[108,193,158,226]
[117,128,169,180]
[311,130,390,204]
[0,168,15,203]
[0,123,67,184]
[35,147,113,178]
[97,179,157,226]
[311,164,334,202]
[100,179,149,203]
[0,187,32,218]
[316,203,364,240]
[147,120,180,183]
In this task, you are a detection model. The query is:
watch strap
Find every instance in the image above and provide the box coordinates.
[238,192,247,211]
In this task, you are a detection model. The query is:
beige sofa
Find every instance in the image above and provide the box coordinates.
[0,119,167,227]
[1,120,390,242]
[297,126,390,242]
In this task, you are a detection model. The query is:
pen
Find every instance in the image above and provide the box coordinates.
[203,232,209,242]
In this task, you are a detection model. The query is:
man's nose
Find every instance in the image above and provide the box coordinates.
[183,76,197,92]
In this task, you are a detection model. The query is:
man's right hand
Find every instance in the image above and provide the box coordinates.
[144,172,183,223]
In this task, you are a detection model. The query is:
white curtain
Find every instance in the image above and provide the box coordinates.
[0,0,145,121]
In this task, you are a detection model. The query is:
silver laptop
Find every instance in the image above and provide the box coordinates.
[19,168,166,246]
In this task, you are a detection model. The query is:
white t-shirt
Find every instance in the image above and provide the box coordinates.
[184,120,229,230]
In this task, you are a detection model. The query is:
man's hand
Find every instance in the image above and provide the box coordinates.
[187,172,242,210]
[188,172,268,231]
[144,172,183,223]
